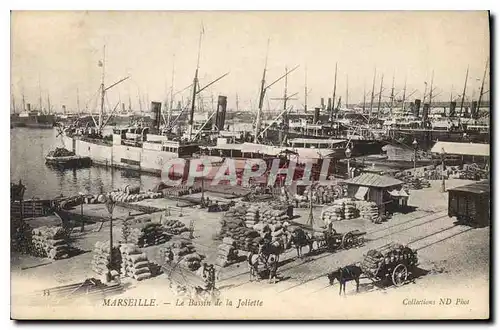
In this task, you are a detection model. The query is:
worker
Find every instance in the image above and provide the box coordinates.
[262,226,272,244]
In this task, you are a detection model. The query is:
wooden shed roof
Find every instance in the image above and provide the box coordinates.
[345,173,403,188]
[447,180,490,195]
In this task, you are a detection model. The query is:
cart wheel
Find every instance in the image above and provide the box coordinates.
[341,232,354,249]
[392,264,408,286]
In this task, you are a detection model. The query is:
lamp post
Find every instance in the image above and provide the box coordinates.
[105,196,116,282]
[79,192,84,232]
[345,146,352,179]
[412,139,418,171]
[440,148,446,193]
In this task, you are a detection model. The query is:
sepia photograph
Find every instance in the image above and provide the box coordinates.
[9,10,491,320]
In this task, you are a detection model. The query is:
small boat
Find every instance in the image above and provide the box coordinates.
[45,147,92,169]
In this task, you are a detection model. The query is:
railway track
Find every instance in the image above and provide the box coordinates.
[19,279,125,306]
[278,222,475,296]
[216,210,451,289]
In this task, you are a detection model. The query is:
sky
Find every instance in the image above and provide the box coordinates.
[10,11,490,113]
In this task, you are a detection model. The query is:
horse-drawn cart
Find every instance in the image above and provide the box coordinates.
[314,229,366,251]
[360,242,418,286]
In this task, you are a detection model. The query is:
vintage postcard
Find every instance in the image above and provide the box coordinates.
[10,10,490,320]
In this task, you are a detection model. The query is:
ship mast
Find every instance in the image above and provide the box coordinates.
[77,87,81,114]
[47,92,51,114]
[99,45,106,130]
[168,53,175,128]
[304,65,308,113]
[330,62,338,121]
[428,70,434,109]
[423,81,428,104]
[402,76,407,112]
[95,44,130,133]
[38,74,42,113]
[459,66,469,116]
[345,75,349,110]
[283,66,288,110]
[362,82,366,113]
[11,86,16,114]
[377,74,384,118]
[254,38,270,143]
[389,73,395,116]
[370,67,376,120]
[138,90,143,113]
[188,26,204,141]
[476,57,489,118]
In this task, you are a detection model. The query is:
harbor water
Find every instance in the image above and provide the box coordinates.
[10,127,161,199]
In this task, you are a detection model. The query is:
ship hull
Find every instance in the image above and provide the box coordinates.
[262,128,387,156]
[387,129,490,149]
[11,113,55,129]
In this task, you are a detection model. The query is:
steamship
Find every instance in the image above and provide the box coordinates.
[10,103,55,129]
[384,99,490,149]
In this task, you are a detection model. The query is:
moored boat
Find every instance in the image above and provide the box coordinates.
[45,148,92,169]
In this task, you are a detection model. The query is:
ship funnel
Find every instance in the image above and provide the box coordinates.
[26,103,31,112]
[122,103,126,112]
[449,101,457,117]
[321,98,325,110]
[422,103,430,122]
[61,105,66,114]
[313,107,320,124]
[471,101,478,119]
[151,101,162,132]
[215,95,227,131]
[327,98,332,111]
[414,99,421,117]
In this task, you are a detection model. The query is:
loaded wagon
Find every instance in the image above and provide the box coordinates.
[360,242,418,286]
[312,229,366,251]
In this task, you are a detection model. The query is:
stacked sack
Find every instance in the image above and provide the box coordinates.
[218,204,247,238]
[268,222,290,248]
[244,205,259,228]
[321,205,344,224]
[258,208,289,226]
[216,237,240,267]
[340,198,358,219]
[357,201,380,223]
[159,238,205,271]
[161,219,190,235]
[91,241,122,276]
[362,242,418,274]
[303,185,337,205]
[11,218,32,253]
[120,243,151,281]
[228,227,261,252]
[218,203,270,252]
[31,226,70,260]
[126,222,171,248]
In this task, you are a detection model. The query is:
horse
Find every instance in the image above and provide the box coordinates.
[248,244,281,284]
[327,265,363,296]
[289,228,314,258]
